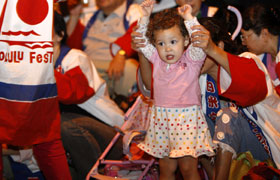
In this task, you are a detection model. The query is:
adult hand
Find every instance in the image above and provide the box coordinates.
[190,24,216,54]
[192,24,230,75]
[131,25,146,52]
[107,53,126,80]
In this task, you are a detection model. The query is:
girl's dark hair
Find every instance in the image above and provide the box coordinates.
[54,11,68,45]
[242,3,280,36]
[146,8,188,44]
[198,17,245,55]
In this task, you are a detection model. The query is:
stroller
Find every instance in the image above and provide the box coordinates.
[86,94,159,180]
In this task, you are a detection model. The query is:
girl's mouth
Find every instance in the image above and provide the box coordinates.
[166,55,174,60]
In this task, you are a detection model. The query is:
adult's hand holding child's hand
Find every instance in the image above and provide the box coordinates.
[131,25,146,52]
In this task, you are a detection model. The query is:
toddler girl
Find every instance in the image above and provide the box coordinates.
[136,0,216,179]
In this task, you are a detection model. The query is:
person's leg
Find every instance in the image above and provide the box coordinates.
[212,107,270,180]
[60,114,101,179]
[32,139,71,180]
[211,107,241,180]
[199,115,216,179]
[214,148,233,180]
[159,157,178,180]
[71,115,123,160]
[199,156,214,180]
[178,156,200,180]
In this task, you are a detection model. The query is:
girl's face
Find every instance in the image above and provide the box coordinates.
[176,0,202,16]
[241,29,265,55]
[154,25,187,64]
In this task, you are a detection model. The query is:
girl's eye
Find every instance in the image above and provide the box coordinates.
[158,42,164,46]
[171,40,177,44]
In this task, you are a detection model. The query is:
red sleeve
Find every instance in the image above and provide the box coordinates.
[218,53,268,107]
[66,21,85,50]
[111,21,138,57]
[55,67,94,104]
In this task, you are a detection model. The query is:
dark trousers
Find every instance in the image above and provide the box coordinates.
[60,112,123,179]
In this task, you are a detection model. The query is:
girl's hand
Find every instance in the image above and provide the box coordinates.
[140,0,155,17]
[190,25,215,54]
[131,25,146,52]
[178,4,193,21]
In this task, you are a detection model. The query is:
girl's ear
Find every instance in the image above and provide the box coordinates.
[184,37,189,46]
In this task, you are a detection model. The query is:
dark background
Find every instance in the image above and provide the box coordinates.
[205,0,280,12]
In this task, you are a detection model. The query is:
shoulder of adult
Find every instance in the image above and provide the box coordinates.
[239,52,278,97]
[61,48,92,70]
[239,52,268,73]
[66,48,90,60]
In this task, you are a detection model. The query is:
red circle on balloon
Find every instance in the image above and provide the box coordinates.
[16,0,49,25]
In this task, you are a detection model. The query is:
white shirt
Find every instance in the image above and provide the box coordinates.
[83,1,142,61]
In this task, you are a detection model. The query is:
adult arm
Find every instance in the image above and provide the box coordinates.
[54,49,103,104]
[191,23,267,106]
[66,4,85,50]
[55,67,94,104]
[191,24,230,75]
[217,53,267,107]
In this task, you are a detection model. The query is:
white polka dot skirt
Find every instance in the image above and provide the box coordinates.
[138,105,217,158]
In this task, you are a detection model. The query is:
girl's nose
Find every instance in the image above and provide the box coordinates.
[165,46,171,52]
